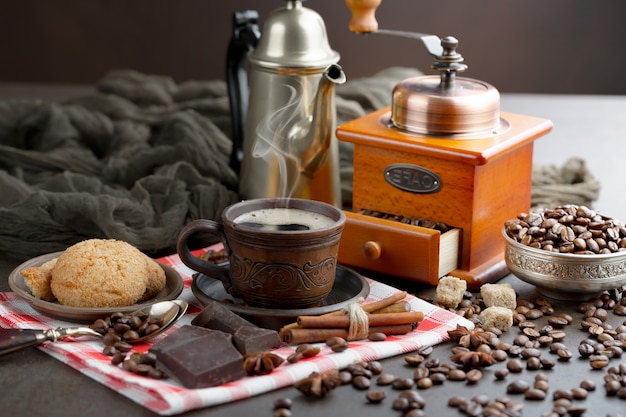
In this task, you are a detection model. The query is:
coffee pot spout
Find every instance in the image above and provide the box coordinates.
[299,64,346,178]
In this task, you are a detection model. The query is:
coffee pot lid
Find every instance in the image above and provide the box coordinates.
[249,0,340,69]
[391,37,501,136]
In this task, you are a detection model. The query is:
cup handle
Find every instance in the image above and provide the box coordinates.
[176,219,234,295]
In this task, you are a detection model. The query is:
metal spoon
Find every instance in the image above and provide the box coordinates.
[0,300,188,356]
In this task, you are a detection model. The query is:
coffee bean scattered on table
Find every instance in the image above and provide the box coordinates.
[286,285,626,416]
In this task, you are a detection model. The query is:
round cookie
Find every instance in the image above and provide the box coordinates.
[51,239,149,308]
[140,257,166,301]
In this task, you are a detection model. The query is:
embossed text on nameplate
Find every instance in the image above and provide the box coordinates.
[383,163,442,193]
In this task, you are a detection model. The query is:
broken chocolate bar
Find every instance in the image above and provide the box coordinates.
[191,300,281,354]
[149,325,245,389]
[149,324,222,357]
[191,299,254,334]
[233,325,281,355]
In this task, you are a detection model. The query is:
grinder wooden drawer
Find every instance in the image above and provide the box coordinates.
[338,211,461,285]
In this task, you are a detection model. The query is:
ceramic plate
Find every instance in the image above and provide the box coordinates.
[8,252,184,323]
[191,265,370,330]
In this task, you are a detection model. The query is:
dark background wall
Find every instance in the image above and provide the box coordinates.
[1,0,625,94]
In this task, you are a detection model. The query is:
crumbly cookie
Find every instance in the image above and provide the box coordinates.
[141,258,167,301]
[50,239,150,308]
[21,258,57,302]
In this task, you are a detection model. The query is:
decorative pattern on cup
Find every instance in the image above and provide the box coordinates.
[230,256,336,307]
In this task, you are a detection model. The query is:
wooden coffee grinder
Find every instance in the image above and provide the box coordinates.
[337,0,553,289]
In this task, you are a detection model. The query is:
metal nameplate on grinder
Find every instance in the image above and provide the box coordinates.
[383,163,442,194]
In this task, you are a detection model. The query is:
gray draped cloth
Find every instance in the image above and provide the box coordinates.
[0,67,419,261]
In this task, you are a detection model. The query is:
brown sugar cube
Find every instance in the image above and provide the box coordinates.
[479,306,514,332]
[433,275,467,308]
[480,283,516,310]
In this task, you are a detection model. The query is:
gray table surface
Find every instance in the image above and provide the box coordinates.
[1,89,626,416]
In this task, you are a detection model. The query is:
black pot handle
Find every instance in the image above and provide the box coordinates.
[226,10,260,174]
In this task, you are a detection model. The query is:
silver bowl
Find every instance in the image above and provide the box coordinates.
[503,228,626,301]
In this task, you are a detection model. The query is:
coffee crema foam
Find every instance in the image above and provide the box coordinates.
[234,208,335,231]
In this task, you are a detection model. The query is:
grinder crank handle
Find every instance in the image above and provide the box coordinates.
[344,0,452,61]
[345,0,382,33]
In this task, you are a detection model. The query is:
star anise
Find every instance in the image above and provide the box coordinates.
[243,352,285,376]
[294,369,343,397]
[447,324,491,350]
[451,350,497,369]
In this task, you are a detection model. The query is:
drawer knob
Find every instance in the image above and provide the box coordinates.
[362,241,382,259]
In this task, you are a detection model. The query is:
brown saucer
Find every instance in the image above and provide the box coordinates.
[191,265,370,330]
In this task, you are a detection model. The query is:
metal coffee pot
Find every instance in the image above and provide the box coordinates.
[226,0,346,207]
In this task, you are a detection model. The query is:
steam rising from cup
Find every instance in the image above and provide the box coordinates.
[251,82,312,199]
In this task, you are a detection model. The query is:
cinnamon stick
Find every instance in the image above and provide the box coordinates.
[279,291,409,333]
[297,311,424,329]
[370,301,410,314]
[281,324,415,344]
[360,291,408,313]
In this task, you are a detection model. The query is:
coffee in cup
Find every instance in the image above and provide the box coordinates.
[176,198,346,309]
[233,207,335,232]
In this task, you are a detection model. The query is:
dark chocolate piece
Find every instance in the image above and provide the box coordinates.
[191,300,282,354]
[233,325,281,355]
[191,299,254,334]
[150,325,244,389]
[149,324,225,357]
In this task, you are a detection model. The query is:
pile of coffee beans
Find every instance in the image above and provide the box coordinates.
[504,205,626,254]
[91,310,165,352]
[359,209,451,233]
[111,350,166,379]
[90,311,168,379]
[287,343,321,363]
[325,336,349,352]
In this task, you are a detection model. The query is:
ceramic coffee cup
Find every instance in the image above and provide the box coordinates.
[176,198,346,309]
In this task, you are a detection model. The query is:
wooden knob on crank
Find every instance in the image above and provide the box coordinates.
[362,241,382,260]
[345,0,382,33]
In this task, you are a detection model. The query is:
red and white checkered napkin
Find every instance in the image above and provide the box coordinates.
[0,247,473,416]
